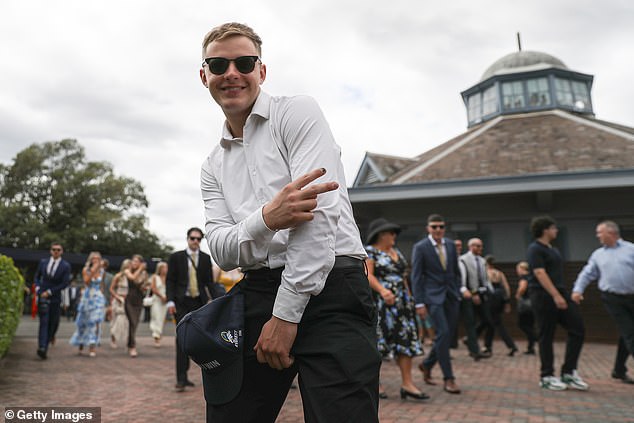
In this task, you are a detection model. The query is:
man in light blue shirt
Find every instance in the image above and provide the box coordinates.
[572,220,634,384]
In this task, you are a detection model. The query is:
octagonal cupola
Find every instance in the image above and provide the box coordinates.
[461,46,594,127]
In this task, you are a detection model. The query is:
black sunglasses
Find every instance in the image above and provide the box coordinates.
[429,225,445,230]
[51,248,62,252]
[189,236,202,241]
[202,56,260,75]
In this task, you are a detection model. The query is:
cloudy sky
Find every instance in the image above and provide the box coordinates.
[1,0,632,252]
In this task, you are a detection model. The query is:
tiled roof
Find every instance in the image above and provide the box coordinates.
[367,152,416,178]
[378,110,634,185]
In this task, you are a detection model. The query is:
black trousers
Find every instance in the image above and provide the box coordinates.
[517,310,537,351]
[206,265,380,423]
[530,288,585,378]
[461,298,480,355]
[486,295,517,350]
[474,296,495,349]
[613,336,630,376]
[175,296,204,384]
[601,291,634,375]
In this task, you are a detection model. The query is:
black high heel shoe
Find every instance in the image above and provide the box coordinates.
[400,388,430,400]
[508,347,518,357]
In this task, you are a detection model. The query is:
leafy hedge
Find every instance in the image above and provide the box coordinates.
[0,255,24,359]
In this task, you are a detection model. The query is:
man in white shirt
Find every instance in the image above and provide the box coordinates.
[198,22,379,423]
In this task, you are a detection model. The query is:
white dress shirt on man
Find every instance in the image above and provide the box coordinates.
[200,91,365,323]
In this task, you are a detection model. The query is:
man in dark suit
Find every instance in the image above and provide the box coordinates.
[167,227,215,392]
[411,214,462,394]
[34,242,71,359]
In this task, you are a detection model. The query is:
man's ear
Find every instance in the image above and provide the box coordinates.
[200,68,208,88]
[259,63,266,85]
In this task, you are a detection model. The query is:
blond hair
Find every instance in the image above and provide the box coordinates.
[119,259,131,273]
[202,22,262,57]
[517,261,529,272]
[154,261,167,276]
[84,251,102,268]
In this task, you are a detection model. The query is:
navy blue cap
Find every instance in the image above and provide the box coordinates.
[176,289,244,405]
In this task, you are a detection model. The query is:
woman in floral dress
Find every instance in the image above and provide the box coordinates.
[365,218,427,401]
[70,251,107,357]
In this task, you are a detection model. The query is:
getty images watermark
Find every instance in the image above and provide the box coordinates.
[4,407,100,423]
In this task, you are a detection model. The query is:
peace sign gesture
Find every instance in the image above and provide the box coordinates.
[262,168,339,231]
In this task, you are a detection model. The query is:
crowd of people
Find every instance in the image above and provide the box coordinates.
[28,20,633,423]
[363,214,634,400]
[32,227,235,392]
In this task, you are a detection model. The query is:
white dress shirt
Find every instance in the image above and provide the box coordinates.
[47,257,60,277]
[200,91,366,323]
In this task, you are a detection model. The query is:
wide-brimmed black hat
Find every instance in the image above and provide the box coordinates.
[365,218,401,245]
[176,288,244,405]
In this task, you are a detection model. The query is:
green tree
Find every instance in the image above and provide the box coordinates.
[0,255,25,358]
[0,139,171,257]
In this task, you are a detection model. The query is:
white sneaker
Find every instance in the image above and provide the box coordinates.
[561,370,589,391]
[540,376,567,391]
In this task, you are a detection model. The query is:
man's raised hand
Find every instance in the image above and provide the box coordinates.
[262,168,338,231]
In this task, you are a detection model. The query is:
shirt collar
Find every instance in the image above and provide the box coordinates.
[219,90,271,149]
[428,235,444,246]
[186,247,198,256]
[604,239,624,249]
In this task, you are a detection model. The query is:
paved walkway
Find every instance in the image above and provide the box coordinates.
[1,316,632,422]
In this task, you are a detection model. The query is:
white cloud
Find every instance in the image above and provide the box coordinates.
[1,0,633,250]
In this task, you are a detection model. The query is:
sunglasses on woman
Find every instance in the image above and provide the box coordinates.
[202,56,260,75]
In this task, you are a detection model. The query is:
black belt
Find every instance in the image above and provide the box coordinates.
[332,256,365,269]
[244,256,364,279]
[602,291,634,298]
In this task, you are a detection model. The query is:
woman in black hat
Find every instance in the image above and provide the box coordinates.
[365,218,427,401]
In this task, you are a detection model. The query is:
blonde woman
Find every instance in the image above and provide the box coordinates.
[124,254,148,357]
[109,259,130,349]
[149,261,168,347]
[70,251,107,357]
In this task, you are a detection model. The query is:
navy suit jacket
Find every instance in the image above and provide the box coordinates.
[410,237,461,306]
[34,257,72,303]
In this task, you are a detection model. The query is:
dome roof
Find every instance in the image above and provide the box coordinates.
[481,50,567,81]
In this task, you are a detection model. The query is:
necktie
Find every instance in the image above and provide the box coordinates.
[475,257,484,287]
[188,254,199,297]
[436,243,446,270]
[47,259,57,277]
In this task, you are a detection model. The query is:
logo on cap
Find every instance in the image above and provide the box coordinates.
[200,360,221,370]
[221,329,242,348]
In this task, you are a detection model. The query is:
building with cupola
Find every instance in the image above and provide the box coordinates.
[349,48,634,341]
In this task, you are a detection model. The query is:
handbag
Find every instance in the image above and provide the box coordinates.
[143,290,154,307]
[517,297,532,313]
